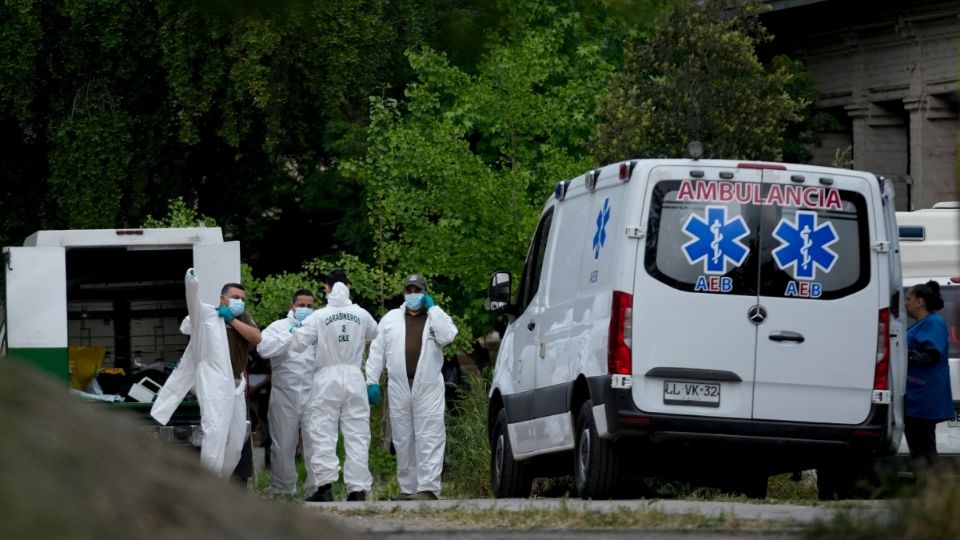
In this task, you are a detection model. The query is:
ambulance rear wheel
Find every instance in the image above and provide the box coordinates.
[574,399,620,499]
[817,459,859,500]
[817,456,874,500]
[491,408,532,498]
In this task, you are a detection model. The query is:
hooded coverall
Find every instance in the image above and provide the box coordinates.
[291,283,378,494]
[365,302,458,496]
[152,269,247,479]
[256,311,317,494]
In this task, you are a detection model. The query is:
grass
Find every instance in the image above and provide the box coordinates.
[591,471,821,505]
[767,471,819,502]
[803,468,960,540]
[442,369,493,498]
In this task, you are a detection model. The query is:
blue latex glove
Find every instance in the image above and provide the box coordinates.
[423,293,436,309]
[367,384,382,406]
[289,322,301,334]
[216,305,235,324]
[187,267,196,278]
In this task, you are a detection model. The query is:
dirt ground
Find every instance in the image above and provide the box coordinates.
[0,357,364,540]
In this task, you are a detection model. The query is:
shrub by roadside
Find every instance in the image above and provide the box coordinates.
[443,369,493,498]
[804,470,960,540]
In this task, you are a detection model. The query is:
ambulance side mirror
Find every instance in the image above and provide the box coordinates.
[485,271,514,315]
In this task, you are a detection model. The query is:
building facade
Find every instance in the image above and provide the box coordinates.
[763,0,959,209]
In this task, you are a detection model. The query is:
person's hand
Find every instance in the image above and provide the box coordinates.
[423,293,436,309]
[367,384,382,406]
[187,268,196,278]
[908,349,932,364]
[289,322,301,334]
[217,305,235,324]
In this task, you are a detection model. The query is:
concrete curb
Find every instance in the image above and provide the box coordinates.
[304,497,887,530]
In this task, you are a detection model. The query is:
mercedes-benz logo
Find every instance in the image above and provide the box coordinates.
[747,305,767,325]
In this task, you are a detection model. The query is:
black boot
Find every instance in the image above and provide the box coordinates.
[305,484,333,502]
[346,491,366,501]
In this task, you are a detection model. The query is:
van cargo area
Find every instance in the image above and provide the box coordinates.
[66,246,192,371]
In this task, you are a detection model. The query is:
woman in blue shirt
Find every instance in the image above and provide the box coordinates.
[904,280,952,470]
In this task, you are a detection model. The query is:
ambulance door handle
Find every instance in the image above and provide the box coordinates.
[527,320,536,331]
[768,331,804,343]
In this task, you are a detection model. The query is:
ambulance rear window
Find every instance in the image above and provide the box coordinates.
[644,179,870,300]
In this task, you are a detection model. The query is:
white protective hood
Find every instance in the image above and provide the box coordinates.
[326,281,351,307]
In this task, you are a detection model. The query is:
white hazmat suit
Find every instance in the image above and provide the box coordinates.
[256,310,316,495]
[291,283,378,494]
[151,269,247,479]
[365,302,458,496]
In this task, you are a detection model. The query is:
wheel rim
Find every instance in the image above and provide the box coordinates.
[576,424,590,486]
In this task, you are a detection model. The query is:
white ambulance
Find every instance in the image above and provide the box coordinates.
[894,203,960,462]
[486,158,906,500]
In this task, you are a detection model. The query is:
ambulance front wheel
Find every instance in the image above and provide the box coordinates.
[574,399,621,499]
[491,408,533,498]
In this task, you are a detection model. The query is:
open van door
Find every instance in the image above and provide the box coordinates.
[192,242,241,306]
[4,246,68,379]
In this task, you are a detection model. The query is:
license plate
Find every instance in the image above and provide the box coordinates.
[663,380,720,407]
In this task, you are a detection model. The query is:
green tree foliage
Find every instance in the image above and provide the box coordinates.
[0,0,431,275]
[241,264,322,328]
[342,1,650,350]
[773,54,840,163]
[142,196,217,228]
[0,0,833,354]
[592,0,805,162]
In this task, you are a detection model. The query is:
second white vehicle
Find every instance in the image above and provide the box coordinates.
[895,203,960,464]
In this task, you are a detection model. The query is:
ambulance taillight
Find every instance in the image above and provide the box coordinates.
[608,291,633,375]
[874,308,890,390]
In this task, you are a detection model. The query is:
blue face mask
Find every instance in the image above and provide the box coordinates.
[294,307,313,322]
[404,293,424,310]
[228,298,245,317]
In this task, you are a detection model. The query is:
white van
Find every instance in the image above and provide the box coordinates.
[2,227,240,445]
[486,158,906,500]
[894,204,960,462]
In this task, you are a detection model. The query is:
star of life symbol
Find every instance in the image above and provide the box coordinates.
[771,210,838,280]
[593,198,611,260]
[682,206,750,274]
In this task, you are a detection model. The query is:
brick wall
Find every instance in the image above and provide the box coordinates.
[763,0,959,210]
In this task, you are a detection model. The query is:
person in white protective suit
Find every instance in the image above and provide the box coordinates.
[151,270,262,480]
[365,274,458,501]
[255,288,317,495]
[291,270,378,502]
